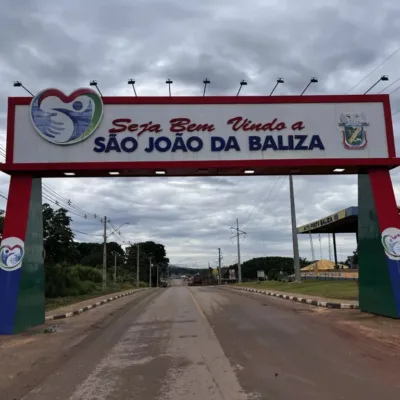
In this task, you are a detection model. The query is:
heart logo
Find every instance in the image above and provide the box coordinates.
[381,227,400,260]
[0,237,25,271]
[30,88,103,145]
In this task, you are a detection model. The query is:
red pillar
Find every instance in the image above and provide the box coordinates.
[0,176,44,334]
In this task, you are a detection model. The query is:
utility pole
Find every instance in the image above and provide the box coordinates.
[230,219,246,283]
[148,256,153,288]
[236,219,242,283]
[156,264,159,288]
[113,252,117,284]
[289,82,316,283]
[318,234,323,260]
[218,248,222,285]
[136,243,140,288]
[309,230,315,261]
[328,233,333,262]
[289,176,301,282]
[102,216,107,290]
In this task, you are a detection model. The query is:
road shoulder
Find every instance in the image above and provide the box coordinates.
[222,285,400,351]
[46,288,148,320]
[193,286,400,400]
[0,288,159,400]
[226,285,359,309]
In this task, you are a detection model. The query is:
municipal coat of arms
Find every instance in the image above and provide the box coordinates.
[338,113,368,149]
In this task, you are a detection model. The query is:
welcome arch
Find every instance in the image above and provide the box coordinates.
[1,89,400,334]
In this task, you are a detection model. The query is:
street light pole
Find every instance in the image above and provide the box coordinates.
[114,252,117,284]
[102,216,107,290]
[236,80,247,96]
[364,75,389,94]
[166,79,173,97]
[218,248,222,285]
[89,80,103,97]
[203,78,210,96]
[300,77,318,96]
[128,79,138,96]
[136,243,140,288]
[289,176,301,282]
[13,81,34,96]
[148,256,153,288]
[230,219,246,283]
[270,78,284,96]
[236,219,242,283]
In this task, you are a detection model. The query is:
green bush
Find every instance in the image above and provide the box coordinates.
[73,265,102,283]
[67,280,98,296]
[45,263,103,298]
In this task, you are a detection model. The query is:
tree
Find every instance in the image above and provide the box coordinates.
[43,203,75,265]
[300,257,311,267]
[352,246,359,267]
[75,241,124,268]
[125,241,169,285]
[227,256,296,281]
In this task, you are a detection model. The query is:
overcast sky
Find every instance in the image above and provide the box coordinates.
[1,0,400,268]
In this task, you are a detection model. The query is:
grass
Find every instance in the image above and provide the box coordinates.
[236,280,359,301]
[45,283,145,311]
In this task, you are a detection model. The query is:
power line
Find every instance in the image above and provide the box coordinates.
[42,190,85,215]
[0,190,126,244]
[346,45,400,94]
[41,183,100,221]
[0,145,103,222]
[1,191,72,218]
[71,229,102,238]
[42,193,90,220]
[108,222,130,244]
[42,183,96,218]
[389,85,400,96]
[240,177,282,228]
[0,190,103,239]
[392,109,400,116]
[107,227,125,244]
[243,177,285,229]
[0,150,131,247]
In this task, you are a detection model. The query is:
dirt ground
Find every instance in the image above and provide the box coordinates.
[309,306,400,350]
[0,288,158,399]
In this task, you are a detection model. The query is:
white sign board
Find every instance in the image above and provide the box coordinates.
[257,270,265,278]
[10,89,391,165]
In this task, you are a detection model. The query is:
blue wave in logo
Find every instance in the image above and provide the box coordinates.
[31,97,94,144]
[0,245,24,269]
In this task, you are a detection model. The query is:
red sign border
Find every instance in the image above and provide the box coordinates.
[3,94,399,175]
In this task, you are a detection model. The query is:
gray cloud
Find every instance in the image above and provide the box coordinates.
[0,0,399,267]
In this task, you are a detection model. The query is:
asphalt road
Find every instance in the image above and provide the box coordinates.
[21,285,400,400]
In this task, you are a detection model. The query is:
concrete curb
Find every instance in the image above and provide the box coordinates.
[227,286,359,310]
[45,288,148,321]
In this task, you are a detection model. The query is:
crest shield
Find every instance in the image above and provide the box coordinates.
[339,113,368,150]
